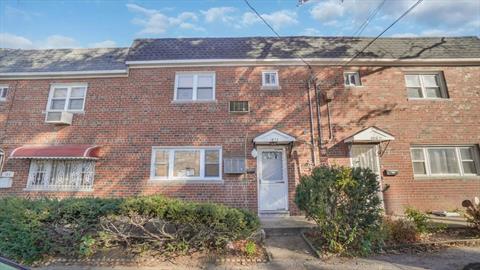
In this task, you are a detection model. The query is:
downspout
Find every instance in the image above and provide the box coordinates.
[306,78,317,167]
[313,77,323,157]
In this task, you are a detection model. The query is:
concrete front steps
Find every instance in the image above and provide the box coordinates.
[260,214,316,237]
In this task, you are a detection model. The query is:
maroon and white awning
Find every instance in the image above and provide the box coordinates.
[9,145,101,159]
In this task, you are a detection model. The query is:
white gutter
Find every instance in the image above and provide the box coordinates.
[126,58,480,67]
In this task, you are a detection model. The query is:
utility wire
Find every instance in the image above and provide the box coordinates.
[352,0,387,37]
[243,0,312,69]
[342,0,424,66]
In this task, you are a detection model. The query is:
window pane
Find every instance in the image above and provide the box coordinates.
[428,148,459,174]
[413,162,427,175]
[197,88,213,100]
[197,75,213,87]
[53,88,68,98]
[68,99,84,110]
[174,150,200,177]
[177,88,193,100]
[407,87,423,98]
[422,75,439,87]
[411,149,425,160]
[462,161,477,174]
[1,88,7,98]
[205,164,219,177]
[264,73,277,85]
[425,87,441,98]
[205,150,219,164]
[50,99,66,110]
[460,148,474,160]
[71,87,86,97]
[178,75,194,88]
[405,75,420,87]
[155,164,168,177]
[155,150,169,163]
[349,74,357,85]
[261,151,283,181]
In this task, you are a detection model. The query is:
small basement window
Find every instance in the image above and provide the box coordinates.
[229,101,249,113]
[0,85,8,101]
[344,72,361,87]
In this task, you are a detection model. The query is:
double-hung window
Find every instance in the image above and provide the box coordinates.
[410,146,479,177]
[151,147,222,180]
[47,83,87,112]
[27,159,95,191]
[404,73,447,99]
[174,72,215,101]
[0,85,8,101]
[344,72,361,87]
[262,70,279,89]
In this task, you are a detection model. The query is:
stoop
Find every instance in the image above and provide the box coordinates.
[260,215,316,237]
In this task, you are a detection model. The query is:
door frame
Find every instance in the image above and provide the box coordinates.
[256,145,289,214]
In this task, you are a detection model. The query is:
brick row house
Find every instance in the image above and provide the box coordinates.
[0,36,479,215]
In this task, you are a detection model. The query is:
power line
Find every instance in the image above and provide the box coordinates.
[343,0,424,66]
[243,0,312,69]
[352,0,387,37]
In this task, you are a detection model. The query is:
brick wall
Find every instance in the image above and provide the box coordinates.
[0,64,479,215]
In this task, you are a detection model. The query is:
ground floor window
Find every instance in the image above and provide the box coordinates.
[27,159,95,190]
[150,147,222,180]
[410,146,479,177]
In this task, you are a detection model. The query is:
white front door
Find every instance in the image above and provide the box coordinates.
[350,144,384,202]
[258,147,288,212]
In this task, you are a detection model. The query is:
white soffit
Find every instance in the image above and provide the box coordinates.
[253,129,296,145]
[344,127,395,143]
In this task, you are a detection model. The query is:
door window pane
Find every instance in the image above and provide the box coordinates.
[428,148,459,174]
[261,151,283,181]
[174,150,200,177]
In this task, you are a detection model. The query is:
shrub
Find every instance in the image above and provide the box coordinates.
[0,196,259,264]
[295,165,383,256]
[245,241,257,257]
[462,197,480,231]
[404,207,430,234]
[382,218,419,244]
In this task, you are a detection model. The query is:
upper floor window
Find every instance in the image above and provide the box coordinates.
[47,83,87,112]
[174,72,215,101]
[262,70,279,88]
[0,85,8,101]
[404,73,447,99]
[410,146,479,177]
[151,147,222,181]
[344,72,361,87]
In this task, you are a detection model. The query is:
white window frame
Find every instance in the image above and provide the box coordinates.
[0,85,8,101]
[26,159,95,191]
[410,145,480,177]
[174,72,216,101]
[404,72,448,99]
[344,72,361,87]
[261,70,279,88]
[150,146,222,181]
[46,83,88,113]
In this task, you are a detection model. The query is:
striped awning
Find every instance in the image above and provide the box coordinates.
[9,145,101,159]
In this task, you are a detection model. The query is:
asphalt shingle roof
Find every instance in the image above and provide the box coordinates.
[0,47,128,73]
[127,36,480,61]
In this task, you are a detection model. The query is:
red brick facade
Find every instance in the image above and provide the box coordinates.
[0,64,479,215]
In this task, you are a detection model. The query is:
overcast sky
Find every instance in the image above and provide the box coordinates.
[0,0,479,49]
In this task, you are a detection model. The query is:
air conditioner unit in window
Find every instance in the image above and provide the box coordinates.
[45,111,73,125]
[224,157,246,174]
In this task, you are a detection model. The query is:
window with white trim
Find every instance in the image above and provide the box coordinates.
[0,85,8,101]
[27,159,95,190]
[0,149,5,173]
[151,147,222,180]
[410,146,479,177]
[174,73,215,101]
[404,73,447,99]
[47,84,87,112]
[344,72,361,87]
[262,71,279,88]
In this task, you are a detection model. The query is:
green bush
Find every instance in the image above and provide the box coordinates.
[404,207,430,234]
[0,196,259,264]
[295,165,383,256]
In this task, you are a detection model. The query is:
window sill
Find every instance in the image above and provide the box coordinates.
[261,86,281,90]
[171,100,217,104]
[24,187,93,192]
[229,111,249,114]
[414,175,480,180]
[407,98,450,101]
[344,85,363,88]
[148,179,224,184]
[42,110,85,114]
